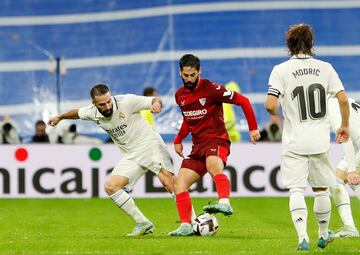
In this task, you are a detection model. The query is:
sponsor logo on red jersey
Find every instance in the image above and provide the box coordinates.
[183,109,207,117]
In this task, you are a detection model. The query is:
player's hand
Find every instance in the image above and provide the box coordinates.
[151,101,162,114]
[174,143,184,158]
[335,126,349,144]
[47,116,61,126]
[347,172,360,185]
[249,130,261,144]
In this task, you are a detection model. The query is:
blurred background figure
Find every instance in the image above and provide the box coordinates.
[1,115,21,144]
[31,120,50,143]
[140,87,157,127]
[259,115,283,142]
[62,123,103,144]
[223,81,241,142]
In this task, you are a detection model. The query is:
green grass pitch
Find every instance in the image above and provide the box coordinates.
[0,197,359,254]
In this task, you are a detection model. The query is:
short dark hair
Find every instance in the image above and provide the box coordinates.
[35,120,46,127]
[286,23,314,56]
[143,87,156,96]
[90,83,109,99]
[179,54,200,71]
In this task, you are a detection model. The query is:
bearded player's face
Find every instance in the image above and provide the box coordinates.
[92,92,113,117]
[180,66,200,90]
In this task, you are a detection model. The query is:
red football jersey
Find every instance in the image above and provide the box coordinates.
[175,78,258,144]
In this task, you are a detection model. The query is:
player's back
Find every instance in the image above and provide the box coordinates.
[272,56,344,154]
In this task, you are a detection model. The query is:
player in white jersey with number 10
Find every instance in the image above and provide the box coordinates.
[328,97,360,237]
[48,83,175,236]
[265,23,350,251]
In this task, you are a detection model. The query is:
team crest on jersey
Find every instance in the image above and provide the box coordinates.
[199,98,206,106]
[118,112,125,119]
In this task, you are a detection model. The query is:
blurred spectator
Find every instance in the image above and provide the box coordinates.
[1,115,21,144]
[62,124,103,144]
[223,81,241,142]
[31,120,50,143]
[140,86,157,127]
[259,115,283,142]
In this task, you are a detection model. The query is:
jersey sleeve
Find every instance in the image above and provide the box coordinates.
[123,94,153,113]
[208,82,236,103]
[78,105,96,120]
[268,65,283,97]
[174,119,190,144]
[328,63,345,96]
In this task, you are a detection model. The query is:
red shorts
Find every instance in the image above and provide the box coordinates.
[181,139,230,177]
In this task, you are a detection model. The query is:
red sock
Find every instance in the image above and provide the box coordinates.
[213,173,230,199]
[176,191,192,224]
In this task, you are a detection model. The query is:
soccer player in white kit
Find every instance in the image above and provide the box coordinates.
[48,83,175,236]
[265,24,350,251]
[328,97,360,237]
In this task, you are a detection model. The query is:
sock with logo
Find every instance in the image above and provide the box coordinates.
[314,190,331,238]
[176,191,192,224]
[289,188,309,243]
[110,189,149,223]
[330,184,356,228]
[213,173,230,200]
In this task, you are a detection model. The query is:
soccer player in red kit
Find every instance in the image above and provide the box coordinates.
[169,54,261,236]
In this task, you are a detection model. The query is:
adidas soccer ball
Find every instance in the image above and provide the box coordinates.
[192,213,219,236]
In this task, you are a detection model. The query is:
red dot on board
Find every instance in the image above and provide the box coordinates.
[15,148,28,162]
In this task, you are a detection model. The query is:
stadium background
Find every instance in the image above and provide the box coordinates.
[1,0,360,141]
[1,2,360,254]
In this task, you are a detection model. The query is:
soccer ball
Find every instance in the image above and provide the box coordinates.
[192,213,219,236]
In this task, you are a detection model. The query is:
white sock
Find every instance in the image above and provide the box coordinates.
[219,198,230,205]
[110,189,149,223]
[289,188,308,243]
[314,190,331,238]
[349,184,360,200]
[330,184,356,228]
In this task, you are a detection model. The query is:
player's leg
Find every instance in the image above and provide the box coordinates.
[281,150,309,251]
[203,155,233,216]
[157,168,197,223]
[309,152,336,249]
[106,160,153,236]
[168,167,201,236]
[202,141,233,216]
[330,168,359,237]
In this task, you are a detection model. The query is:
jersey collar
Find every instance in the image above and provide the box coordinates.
[291,54,312,60]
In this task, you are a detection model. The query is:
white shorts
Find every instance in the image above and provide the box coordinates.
[111,142,174,190]
[281,149,336,188]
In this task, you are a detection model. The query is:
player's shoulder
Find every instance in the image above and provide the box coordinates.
[114,94,140,103]
[201,79,223,89]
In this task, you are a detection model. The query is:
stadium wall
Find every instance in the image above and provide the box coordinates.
[0,143,346,198]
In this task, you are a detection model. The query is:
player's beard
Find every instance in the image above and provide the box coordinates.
[99,108,113,117]
[183,77,199,90]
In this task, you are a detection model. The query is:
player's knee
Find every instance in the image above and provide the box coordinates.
[174,180,187,194]
[104,181,124,196]
[312,187,328,193]
[289,187,305,195]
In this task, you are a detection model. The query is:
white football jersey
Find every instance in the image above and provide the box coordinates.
[328,97,360,171]
[268,54,344,154]
[78,94,165,160]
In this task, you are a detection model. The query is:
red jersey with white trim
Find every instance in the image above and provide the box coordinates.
[175,78,258,144]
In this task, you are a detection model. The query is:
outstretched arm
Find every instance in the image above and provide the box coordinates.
[47,109,79,126]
